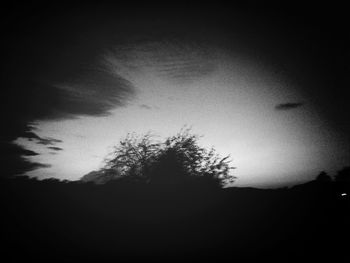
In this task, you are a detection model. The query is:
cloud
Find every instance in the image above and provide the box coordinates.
[28,135,63,146]
[1,12,136,177]
[48,146,63,151]
[1,69,135,176]
[20,130,62,146]
[37,138,63,146]
[0,142,51,177]
[139,104,152,110]
[104,41,218,85]
[155,44,217,84]
[275,102,304,111]
[5,143,39,157]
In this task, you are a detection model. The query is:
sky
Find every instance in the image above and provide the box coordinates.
[2,3,349,188]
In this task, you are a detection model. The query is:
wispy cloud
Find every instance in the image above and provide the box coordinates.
[5,143,39,157]
[139,104,152,110]
[24,131,63,146]
[104,41,218,85]
[48,146,63,151]
[1,142,52,176]
[3,61,135,177]
[36,138,63,146]
[275,102,304,111]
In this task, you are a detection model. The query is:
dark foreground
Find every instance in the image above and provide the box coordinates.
[1,177,349,262]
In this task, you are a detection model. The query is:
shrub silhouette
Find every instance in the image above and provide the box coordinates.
[315,171,332,182]
[99,128,236,187]
[335,166,350,183]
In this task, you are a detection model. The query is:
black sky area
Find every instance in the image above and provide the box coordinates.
[1,2,349,178]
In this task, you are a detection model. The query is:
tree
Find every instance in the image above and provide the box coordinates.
[103,132,160,182]
[334,166,350,183]
[315,171,332,182]
[100,128,236,187]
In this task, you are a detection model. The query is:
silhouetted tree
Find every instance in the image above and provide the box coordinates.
[334,166,350,183]
[315,171,332,182]
[100,128,236,187]
[103,132,161,183]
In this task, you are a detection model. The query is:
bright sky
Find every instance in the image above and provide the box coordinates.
[15,42,349,187]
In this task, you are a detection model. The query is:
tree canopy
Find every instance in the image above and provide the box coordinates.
[335,166,350,183]
[100,128,236,187]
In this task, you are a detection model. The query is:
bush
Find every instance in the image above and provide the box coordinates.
[101,128,236,187]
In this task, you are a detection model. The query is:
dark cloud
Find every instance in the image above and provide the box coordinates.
[21,131,63,146]
[275,102,304,111]
[1,73,134,176]
[4,74,134,124]
[48,147,63,151]
[1,5,136,177]
[5,143,39,157]
[7,160,52,177]
[0,142,51,177]
[37,138,63,146]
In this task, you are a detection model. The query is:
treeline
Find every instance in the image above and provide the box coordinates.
[1,171,349,261]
